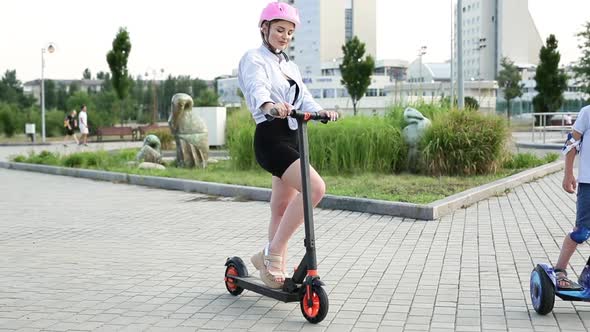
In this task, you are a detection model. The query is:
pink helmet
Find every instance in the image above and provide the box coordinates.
[259,2,300,28]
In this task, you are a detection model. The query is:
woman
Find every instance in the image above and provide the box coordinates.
[238,2,338,288]
[62,110,79,146]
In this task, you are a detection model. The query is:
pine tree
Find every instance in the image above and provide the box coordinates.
[107,27,132,125]
[533,34,568,115]
[497,57,524,123]
[339,36,375,116]
[573,22,590,103]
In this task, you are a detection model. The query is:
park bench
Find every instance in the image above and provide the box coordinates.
[96,126,137,142]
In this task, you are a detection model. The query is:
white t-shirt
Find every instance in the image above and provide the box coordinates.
[78,111,87,129]
[573,105,590,183]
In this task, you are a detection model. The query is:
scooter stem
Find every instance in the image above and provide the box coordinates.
[296,116,318,272]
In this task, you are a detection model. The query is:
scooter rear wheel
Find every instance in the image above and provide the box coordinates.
[300,285,329,324]
[225,263,244,296]
[530,265,555,315]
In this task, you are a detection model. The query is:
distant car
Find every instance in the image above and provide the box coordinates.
[549,113,576,126]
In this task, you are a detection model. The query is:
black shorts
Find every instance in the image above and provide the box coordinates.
[66,128,75,135]
[254,118,299,178]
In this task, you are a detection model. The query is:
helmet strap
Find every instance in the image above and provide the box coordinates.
[261,21,289,62]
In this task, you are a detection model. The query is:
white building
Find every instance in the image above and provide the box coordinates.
[454,0,543,81]
[218,59,409,115]
[281,0,376,77]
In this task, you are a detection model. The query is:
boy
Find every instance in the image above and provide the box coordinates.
[554,104,590,289]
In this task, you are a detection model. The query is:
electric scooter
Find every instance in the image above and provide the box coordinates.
[224,109,333,324]
[530,259,590,314]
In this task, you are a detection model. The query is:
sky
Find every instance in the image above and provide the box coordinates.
[2,0,589,83]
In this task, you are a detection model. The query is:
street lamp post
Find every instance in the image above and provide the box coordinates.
[418,46,427,99]
[41,43,55,143]
[476,37,487,106]
[450,0,455,109]
[457,0,465,110]
[144,68,164,124]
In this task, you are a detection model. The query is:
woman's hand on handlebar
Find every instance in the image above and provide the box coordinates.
[262,102,291,119]
[319,110,339,122]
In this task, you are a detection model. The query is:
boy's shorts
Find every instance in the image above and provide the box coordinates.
[577,183,590,228]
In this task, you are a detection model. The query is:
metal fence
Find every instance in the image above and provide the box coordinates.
[495,99,587,117]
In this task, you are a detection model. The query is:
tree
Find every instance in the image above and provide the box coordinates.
[533,34,568,117]
[56,84,68,111]
[44,79,57,110]
[339,36,375,116]
[497,57,524,123]
[68,81,80,96]
[162,75,177,119]
[106,27,132,125]
[574,21,590,102]
[0,70,35,109]
[192,79,208,100]
[96,71,113,91]
[195,89,219,107]
[66,91,93,115]
[82,68,92,80]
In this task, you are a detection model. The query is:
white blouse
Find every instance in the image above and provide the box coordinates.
[238,45,322,130]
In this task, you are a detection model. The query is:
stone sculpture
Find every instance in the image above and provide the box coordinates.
[136,134,162,164]
[402,107,431,172]
[168,93,208,168]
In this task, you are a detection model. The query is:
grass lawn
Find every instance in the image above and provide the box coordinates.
[12,148,555,204]
[79,156,522,204]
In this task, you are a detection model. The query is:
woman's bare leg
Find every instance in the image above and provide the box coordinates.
[269,176,298,273]
[268,159,326,260]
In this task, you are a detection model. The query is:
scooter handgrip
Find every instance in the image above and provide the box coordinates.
[264,107,280,121]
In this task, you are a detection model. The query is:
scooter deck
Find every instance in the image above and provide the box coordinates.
[556,288,590,301]
[231,276,301,302]
[535,263,590,301]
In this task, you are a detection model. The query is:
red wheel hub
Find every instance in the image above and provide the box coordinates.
[303,290,320,317]
[225,266,239,291]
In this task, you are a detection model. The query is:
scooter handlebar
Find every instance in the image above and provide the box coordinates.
[265,108,334,123]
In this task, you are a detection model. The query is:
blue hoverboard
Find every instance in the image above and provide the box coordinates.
[530,259,590,315]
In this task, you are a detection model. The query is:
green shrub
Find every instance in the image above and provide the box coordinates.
[226,108,258,170]
[544,152,559,163]
[83,151,110,167]
[12,155,26,162]
[0,105,18,137]
[147,128,174,150]
[46,110,67,137]
[308,116,406,173]
[465,96,480,110]
[28,150,60,165]
[114,148,138,162]
[503,152,560,169]
[421,111,508,175]
[63,153,85,168]
[226,108,406,173]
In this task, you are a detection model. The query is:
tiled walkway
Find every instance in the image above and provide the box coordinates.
[1,167,589,331]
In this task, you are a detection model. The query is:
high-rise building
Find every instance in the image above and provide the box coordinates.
[454,0,543,81]
[281,0,376,77]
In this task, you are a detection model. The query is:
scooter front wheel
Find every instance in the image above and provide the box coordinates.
[300,285,329,324]
[530,265,555,315]
[225,263,244,296]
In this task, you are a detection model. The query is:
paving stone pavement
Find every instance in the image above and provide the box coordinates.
[2,167,590,332]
